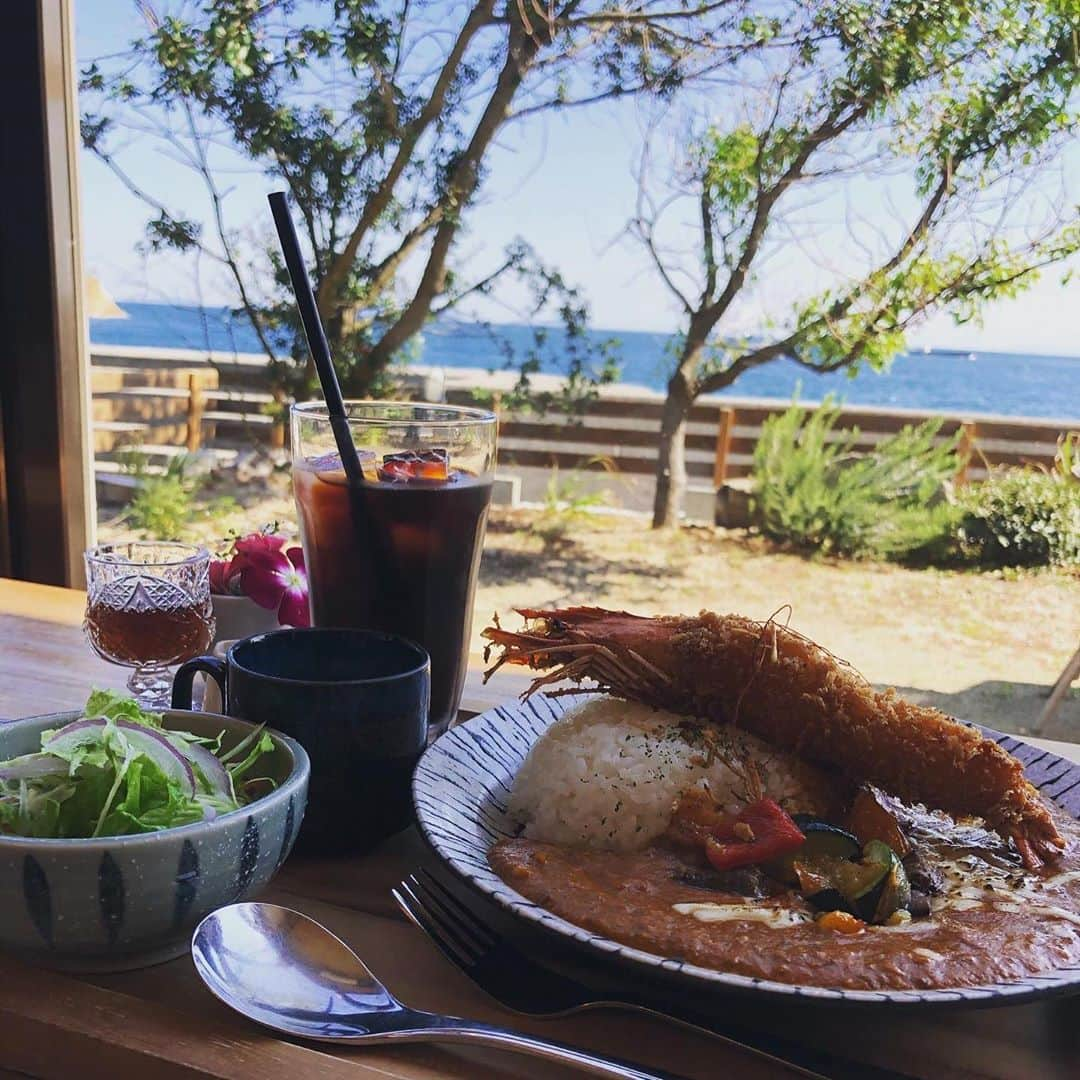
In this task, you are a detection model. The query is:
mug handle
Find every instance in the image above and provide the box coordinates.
[172,656,227,711]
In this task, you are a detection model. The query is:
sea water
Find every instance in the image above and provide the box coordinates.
[90,302,1080,421]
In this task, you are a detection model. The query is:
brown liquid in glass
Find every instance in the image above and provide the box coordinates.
[86,580,213,666]
[294,462,492,732]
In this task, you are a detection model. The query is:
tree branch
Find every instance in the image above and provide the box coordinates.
[87,149,220,263]
[179,104,281,366]
[560,1,736,27]
[700,186,718,301]
[315,0,496,318]
[364,204,445,298]
[696,167,1030,396]
[365,5,578,369]
[429,252,520,316]
[696,333,801,394]
[702,99,874,327]
[635,218,694,314]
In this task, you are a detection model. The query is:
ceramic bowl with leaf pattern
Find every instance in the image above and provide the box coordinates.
[0,709,308,972]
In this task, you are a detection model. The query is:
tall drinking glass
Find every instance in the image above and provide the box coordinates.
[291,402,496,737]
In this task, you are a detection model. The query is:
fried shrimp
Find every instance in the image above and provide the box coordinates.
[482,607,1065,869]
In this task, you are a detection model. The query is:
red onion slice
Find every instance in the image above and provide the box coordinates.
[45,718,196,796]
[176,740,231,798]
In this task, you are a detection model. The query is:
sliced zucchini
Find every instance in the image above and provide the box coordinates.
[861,839,895,871]
[766,819,860,886]
[856,840,912,923]
[793,853,888,914]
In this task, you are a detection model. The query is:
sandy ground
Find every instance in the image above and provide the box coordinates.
[100,476,1080,741]
[476,511,1080,740]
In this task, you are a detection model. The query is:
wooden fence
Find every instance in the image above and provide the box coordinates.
[90,345,1076,489]
[461,393,1073,487]
[92,355,277,453]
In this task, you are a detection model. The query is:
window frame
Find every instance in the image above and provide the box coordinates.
[0,0,94,586]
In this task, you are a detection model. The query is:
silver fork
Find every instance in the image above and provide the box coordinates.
[392,870,828,1080]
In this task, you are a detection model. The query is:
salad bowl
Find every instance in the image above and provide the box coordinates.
[0,708,308,972]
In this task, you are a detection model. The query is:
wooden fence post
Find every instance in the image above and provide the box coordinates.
[186,372,205,453]
[956,419,977,485]
[271,401,286,450]
[713,406,736,488]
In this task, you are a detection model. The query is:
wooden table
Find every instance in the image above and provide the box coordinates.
[1,577,1079,1080]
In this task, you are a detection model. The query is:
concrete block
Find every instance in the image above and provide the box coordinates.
[492,473,521,507]
[683,485,718,524]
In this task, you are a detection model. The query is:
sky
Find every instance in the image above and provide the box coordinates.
[75,0,1080,357]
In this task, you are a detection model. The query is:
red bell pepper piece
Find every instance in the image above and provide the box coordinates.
[704,797,805,872]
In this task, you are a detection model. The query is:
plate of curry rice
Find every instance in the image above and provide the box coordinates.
[414,607,1080,1006]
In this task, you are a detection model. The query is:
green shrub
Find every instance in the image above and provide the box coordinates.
[534,461,611,543]
[751,399,961,560]
[957,466,1080,568]
[122,453,201,540]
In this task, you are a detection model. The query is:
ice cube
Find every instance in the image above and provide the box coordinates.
[379,459,415,482]
[376,448,453,482]
[413,457,449,480]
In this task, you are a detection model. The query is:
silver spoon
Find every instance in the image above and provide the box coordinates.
[192,903,678,1080]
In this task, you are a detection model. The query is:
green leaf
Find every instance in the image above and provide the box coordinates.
[84,688,161,727]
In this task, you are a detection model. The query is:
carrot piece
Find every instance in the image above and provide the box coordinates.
[817,910,866,935]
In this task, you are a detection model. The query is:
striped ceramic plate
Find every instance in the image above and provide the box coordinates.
[413,694,1080,1007]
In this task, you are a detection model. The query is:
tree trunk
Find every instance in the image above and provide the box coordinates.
[652,369,694,529]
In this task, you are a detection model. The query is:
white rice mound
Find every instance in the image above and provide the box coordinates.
[509,696,823,852]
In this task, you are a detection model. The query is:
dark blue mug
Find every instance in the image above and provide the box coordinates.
[172,628,429,854]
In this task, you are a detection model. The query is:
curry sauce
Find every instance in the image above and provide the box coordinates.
[490,804,1080,991]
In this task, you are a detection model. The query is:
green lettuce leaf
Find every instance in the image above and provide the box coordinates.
[0,691,276,839]
[84,688,162,728]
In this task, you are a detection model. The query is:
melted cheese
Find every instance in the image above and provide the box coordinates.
[996,901,1080,928]
[672,902,811,929]
[927,856,1080,928]
[939,898,985,912]
[912,947,945,962]
[1044,870,1080,890]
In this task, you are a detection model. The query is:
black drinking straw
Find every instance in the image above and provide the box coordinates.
[267,191,364,489]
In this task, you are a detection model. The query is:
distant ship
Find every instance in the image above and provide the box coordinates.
[920,345,977,360]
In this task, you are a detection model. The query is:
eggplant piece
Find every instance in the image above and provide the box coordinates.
[675,866,767,898]
[766,819,861,886]
[805,887,849,914]
[903,850,945,896]
[907,890,932,919]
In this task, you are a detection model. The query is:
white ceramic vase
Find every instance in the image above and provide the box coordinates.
[210,594,279,646]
